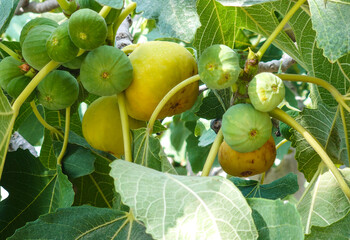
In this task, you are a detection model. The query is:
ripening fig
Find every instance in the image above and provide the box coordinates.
[80,45,133,96]
[248,72,285,112]
[82,95,145,157]
[218,136,276,177]
[68,8,107,50]
[198,44,241,89]
[125,41,198,121]
[221,103,272,153]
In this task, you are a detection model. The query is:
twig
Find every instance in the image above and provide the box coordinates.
[115,15,133,49]
[258,53,296,73]
[8,131,38,157]
[15,0,60,15]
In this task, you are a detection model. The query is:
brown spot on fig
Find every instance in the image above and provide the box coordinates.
[240,171,253,177]
[19,63,30,72]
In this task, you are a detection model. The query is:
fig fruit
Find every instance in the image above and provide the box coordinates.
[222,103,272,153]
[198,44,241,89]
[62,52,88,70]
[6,75,36,102]
[0,56,25,90]
[77,0,121,24]
[46,21,79,63]
[20,17,58,46]
[248,72,285,112]
[22,25,57,70]
[125,41,198,121]
[37,70,79,110]
[82,95,145,157]
[68,8,107,50]
[80,45,133,96]
[218,136,276,177]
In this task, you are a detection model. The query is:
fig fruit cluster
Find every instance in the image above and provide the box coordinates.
[198,44,286,177]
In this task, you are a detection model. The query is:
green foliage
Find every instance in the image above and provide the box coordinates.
[0,0,350,239]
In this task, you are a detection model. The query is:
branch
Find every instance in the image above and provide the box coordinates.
[115,15,133,49]
[8,131,38,157]
[258,53,296,73]
[15,0,60,15]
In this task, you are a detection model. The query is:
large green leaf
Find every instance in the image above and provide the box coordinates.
[297,168,350,234]
[0,150,74,239]
[132,128,177,173]
[196,89,231,120]
[308,0,350,62]
[134,0,200,42]
[305,212,350,240]
[8,206,153,239]
[217,0,278,6]
[230,173,299,199]
[110,160,258,240]
[0,89,14,179]
[248,198,304,240]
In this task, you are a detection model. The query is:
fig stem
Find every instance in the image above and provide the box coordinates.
[117,93,132,163]
[122,44,139,55]
[257,0,306,60]
[0,42,21,61]
[339,106,350,166]
[12,60,59,114]
[276,138,288,150]
[57,106,71,165]
[99,5,112,19]
[201,129,223,177]
[260,172,266,184]
[113,2,137,43]
[147,74,200,134]
[30,101,63,139]
[276,73,350,113]
[56,0,77,15]
[269,108,350,200]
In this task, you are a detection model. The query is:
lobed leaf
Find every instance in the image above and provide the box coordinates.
[110,160,258,240]
[8,206,153,239]
[248,198,304,240]
[0,150,74,239]
[308,0,350,62]
[297,168,350,234]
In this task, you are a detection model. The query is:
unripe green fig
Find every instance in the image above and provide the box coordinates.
[68,9,107,50]
[248,72,285,112]
[20,17,58,46]
[198,44,241,89]
[62,52,88,70]
[0,56,24,90]
[22,25,57,70]
[222,103,272,153]
[46,21,79,63]
[77,0,121,24]
[80,45,133,96]
[6,75,36,102]
[37,70,79,110]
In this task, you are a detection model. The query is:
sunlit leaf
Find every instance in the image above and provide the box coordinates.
[110,160,258,240]
[297,168,350,234]
[308,0,350,62]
